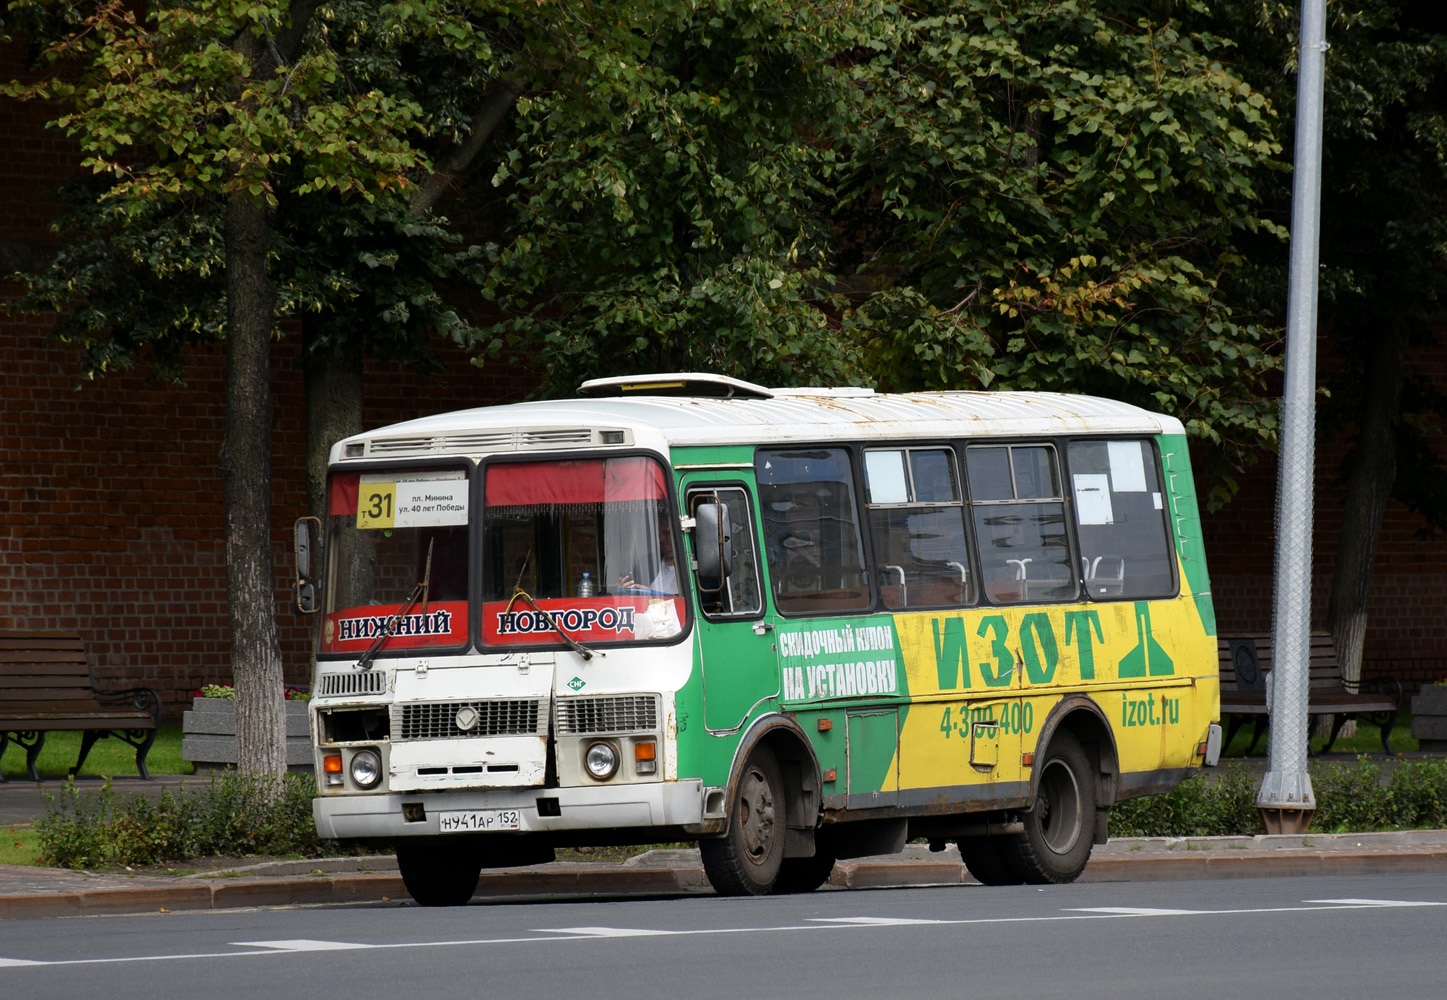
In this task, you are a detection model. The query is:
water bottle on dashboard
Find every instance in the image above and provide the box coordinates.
[579,572,594,598]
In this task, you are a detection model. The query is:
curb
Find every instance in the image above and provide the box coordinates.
[8,836,1447,919]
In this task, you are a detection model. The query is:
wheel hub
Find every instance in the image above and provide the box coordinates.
[739,765,776,861]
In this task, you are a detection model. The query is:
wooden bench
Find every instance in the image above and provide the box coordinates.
[1218,632,1402,754]
[0,630,160,781]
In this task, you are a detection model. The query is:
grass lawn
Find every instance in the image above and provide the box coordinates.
[0,726,193,781]
[0,827,40,867]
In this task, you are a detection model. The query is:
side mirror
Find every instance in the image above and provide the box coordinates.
[294,516,322,614]
[692,502,730,592]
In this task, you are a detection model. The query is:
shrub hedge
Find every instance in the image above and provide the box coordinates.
[1109,757,1447,837]
[36,771,330,868]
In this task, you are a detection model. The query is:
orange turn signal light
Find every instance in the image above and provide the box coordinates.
[323,754,344,774]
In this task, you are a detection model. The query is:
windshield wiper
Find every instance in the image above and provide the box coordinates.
[358,539,434,671]
[505,588,595,660]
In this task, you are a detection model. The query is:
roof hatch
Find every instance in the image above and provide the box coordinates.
[577,372,775,399]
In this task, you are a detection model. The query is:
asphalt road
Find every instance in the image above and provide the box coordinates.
[2,872,1444,999]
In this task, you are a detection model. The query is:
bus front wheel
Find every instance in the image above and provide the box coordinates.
[772,842,837,894]
[700,745,785,895]
[1005,730,1096,884]
[396,837,482,906]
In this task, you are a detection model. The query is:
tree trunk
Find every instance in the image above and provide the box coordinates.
[1326,321,1407,736]
[303,328,365,518]
[222,191,287,781]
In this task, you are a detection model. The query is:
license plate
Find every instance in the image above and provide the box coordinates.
[437,808,522,833]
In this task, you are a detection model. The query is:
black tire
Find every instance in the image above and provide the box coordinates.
[700,745,786,895]
[1004,730,1096,884]
[772,847,837,894]
[957,835,1024,886]
[396,837,482,907]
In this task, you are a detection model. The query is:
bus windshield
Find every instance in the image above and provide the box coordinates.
[481,456,685,645]
[320,466,472,657]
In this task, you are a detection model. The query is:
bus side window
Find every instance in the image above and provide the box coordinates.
[863,448,974,609]
[1066,439,1177,600]
[966,444,1076,603]
[688,487,763,618]
[756,448,871,614]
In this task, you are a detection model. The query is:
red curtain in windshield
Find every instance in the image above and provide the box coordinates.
[485,457,666,506]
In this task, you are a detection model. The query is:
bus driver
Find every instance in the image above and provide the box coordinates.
[618,520,678,596]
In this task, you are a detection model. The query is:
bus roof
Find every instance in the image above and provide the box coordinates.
[333,376,1185,463]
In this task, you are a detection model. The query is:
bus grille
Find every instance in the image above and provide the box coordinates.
[316,671,387,697]
[398,700,542,740]
[556,695,659,735]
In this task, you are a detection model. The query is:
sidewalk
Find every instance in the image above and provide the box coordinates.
[5,777,1447,920]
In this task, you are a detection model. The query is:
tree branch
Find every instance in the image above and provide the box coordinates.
[409,78,526,217]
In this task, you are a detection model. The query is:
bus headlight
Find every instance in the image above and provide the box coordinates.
[584,740,620,781]
[349,748,383,789]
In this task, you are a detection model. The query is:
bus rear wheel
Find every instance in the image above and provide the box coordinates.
[1004,730,1096,884]
[396,837,482,907]
[700,745,785,895]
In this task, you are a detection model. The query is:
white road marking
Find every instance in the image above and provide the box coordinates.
[0,958,45,967]
[1068,907,1206,916]
[811,916,952,926]
[1303,898,1447,908]
[536,927,670,937]
[233,939,372,951]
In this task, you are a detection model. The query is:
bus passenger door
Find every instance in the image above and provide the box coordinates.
[683,481,779,733]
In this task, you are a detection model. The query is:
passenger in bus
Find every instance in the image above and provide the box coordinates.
[618,520,678,596]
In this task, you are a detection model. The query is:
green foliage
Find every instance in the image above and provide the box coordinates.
[1111,756,1447,837]
[3,0,506,382]
[34,772,336,868]
[480,0,874,392]
[841,0,1284,504]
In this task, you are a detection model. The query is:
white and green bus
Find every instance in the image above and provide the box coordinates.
[294,373,1222,904]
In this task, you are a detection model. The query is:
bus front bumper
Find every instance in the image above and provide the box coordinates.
[314,779,708,840]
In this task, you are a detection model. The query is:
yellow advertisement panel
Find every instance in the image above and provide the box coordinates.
[893,591,1218,793]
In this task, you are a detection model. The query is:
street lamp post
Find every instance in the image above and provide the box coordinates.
[1258,0,1329,835]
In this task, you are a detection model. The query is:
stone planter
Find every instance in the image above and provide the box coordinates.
[1409,684,1447,752]
[182,697,313,772]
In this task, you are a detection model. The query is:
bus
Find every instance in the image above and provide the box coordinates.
[293,373,1222,905]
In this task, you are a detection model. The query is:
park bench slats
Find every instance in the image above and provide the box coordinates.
[1217,631,1402,754]
[0,630,160,781]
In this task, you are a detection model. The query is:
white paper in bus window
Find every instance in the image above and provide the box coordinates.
[1073,474,1114,525]
[1107,441,1148,492]
[359,472,469,529]
[864,451,909,504]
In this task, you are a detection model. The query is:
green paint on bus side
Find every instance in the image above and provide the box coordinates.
[776,615,910,796]
[1158,433,1217,636]
[670,444,756,467]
